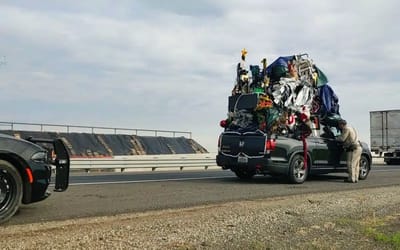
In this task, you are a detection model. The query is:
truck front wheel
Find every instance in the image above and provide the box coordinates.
[358,155,370,180]
[288,154,308,184]
[0,160,23,224]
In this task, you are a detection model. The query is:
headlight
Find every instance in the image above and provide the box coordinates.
[31,151,48,163]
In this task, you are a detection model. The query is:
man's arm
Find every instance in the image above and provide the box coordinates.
[336,127,350,143]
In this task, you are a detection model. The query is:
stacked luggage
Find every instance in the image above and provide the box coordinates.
[222,49,342,138]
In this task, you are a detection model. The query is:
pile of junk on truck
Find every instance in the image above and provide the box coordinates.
[217,49,372,184]
[222,49,340,136]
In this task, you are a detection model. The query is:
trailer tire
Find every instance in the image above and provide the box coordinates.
[0,160,23,224]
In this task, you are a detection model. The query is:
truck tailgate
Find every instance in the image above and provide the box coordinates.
[220,131,266,157]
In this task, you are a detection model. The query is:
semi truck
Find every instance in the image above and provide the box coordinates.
[370,110,400,165]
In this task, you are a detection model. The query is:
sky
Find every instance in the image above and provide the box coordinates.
[1,0,399,153]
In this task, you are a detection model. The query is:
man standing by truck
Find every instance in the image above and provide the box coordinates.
[336,119,362,183]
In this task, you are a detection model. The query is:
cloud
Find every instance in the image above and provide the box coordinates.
[138,0,223,17]
[1,0,399,152]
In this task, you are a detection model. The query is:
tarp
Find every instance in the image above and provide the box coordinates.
[265,56,294,81]
[265,55,294,75]
[266,55,329,86]
[0,130,208,157]
[314,65,329,86]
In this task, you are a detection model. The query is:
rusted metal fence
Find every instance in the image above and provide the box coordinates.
[0,121,192,138]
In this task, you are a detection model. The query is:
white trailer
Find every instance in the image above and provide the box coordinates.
[370,110,400,164]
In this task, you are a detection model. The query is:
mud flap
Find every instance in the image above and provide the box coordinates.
[53,139,70,192]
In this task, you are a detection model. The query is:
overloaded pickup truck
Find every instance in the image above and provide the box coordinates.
[0,133,70,223]
[216,94,372,184]
[216,52,372,184]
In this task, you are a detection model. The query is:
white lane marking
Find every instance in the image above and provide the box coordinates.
[51,176,235,186]
[49,168,399,186]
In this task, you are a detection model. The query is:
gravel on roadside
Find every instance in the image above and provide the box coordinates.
[1,185,400,250]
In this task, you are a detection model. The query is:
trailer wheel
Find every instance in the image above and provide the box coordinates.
[288,154,308,184]
[0,160,23,224]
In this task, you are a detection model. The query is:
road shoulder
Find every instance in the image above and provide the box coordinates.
[1,185,400,249]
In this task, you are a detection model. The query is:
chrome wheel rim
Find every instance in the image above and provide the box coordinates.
[293,159,306,180]
[359,158,368,177]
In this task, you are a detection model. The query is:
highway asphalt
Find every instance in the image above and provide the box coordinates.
[5,164,400,226]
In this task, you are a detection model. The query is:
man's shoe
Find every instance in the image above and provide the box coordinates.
[344,179,355,183]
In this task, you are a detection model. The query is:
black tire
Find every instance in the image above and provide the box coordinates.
[233,169,255,180]
[359,155,370,180]
[0,160,23,224]
[288,154,308,184]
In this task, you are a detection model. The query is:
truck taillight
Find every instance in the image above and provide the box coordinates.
[220,119,227,128]
[265,138,276,152]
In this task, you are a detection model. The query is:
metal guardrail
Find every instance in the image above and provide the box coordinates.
[69,153,387,173]
[71,153,217,172]
[0,121,192,138]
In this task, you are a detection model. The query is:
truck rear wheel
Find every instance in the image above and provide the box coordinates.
[288,154,308,184]
[0,160,23,224]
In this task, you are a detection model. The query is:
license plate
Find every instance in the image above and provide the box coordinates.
[238,156,248,164]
